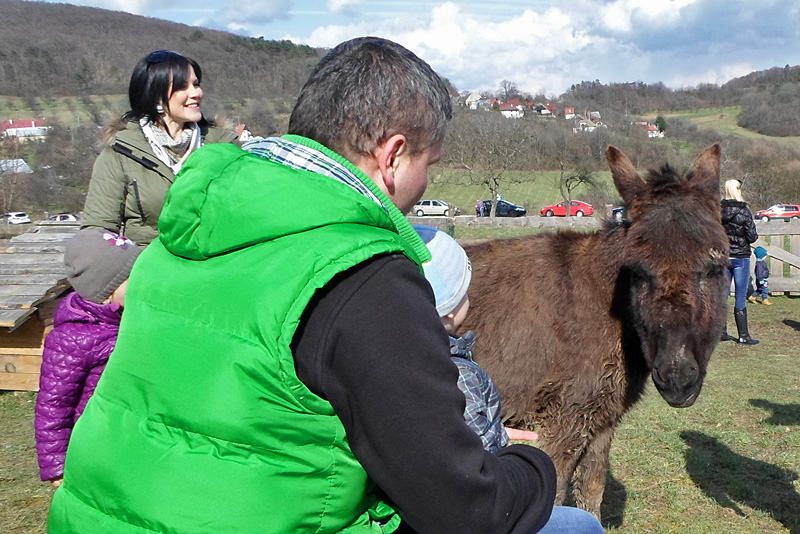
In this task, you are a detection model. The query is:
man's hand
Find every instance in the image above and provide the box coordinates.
[505,427,538,442]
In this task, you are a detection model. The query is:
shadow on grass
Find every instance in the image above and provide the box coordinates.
[681,430,800,533]
[563,470,626,528]
[600,471,626,529]
[784,319,800,331]
[750,399,800,426]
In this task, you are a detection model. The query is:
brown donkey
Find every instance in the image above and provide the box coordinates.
[462,144,729,519]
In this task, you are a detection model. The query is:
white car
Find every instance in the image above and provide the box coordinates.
[49,212,80,222]
[5,212,31,224]
[411,199,460,217]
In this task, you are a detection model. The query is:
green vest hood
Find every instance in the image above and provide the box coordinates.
[159,139,430,265]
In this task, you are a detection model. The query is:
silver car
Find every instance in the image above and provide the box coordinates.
[411,199,459,217]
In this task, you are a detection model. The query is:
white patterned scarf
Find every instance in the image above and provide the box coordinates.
[139,117,201,174]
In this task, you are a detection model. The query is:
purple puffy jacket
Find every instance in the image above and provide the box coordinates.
[34,291,122,481]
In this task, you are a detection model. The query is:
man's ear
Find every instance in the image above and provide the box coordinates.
[375,134,407,196]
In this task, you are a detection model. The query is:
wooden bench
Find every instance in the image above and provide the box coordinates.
[1,224,78,391]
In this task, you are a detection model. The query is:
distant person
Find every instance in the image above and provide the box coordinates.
[476,198,485,217]
[720,179,759,345]
[49,37,602,534]
[81,50,239,245]
[414,225,539,451]
[34,229,141,488]
[752,246,771,305]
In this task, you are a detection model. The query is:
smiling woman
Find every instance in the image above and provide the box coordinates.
[80,50,239,245]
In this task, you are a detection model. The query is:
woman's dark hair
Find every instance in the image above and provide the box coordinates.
[123,50,203,124]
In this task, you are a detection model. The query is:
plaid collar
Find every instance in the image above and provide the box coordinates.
[241,135,431,265]
[242,136,385,209]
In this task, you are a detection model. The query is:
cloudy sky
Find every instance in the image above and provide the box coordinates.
[42,0,800,96]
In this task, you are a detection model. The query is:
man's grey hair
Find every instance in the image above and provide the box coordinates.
[288,36,452,160]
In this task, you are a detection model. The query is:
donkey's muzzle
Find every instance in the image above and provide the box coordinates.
[651,345,703,408]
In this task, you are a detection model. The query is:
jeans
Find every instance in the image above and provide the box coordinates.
[756,279,769,299]
[535,506,605,534]
[726,257,751,309]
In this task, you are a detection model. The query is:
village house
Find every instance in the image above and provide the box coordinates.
[572,111,607,133]
[0,158,34,174]
[632,120,665,138]
[496,101,524,119]
[465,91,482,109]
[1,118,51,141]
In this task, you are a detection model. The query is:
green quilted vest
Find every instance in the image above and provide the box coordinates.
[49,141,429,534]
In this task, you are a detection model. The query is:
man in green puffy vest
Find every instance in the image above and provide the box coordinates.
[48,37,603,534]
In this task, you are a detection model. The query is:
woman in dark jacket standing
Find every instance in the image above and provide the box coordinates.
[720,178,759,345]
[81,50,238,245]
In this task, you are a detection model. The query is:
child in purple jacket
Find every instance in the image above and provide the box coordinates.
[35,229,142,487]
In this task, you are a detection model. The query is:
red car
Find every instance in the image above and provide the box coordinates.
[540,200,594,217]
[754,203,800,222]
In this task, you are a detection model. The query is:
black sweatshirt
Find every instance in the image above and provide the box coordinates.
[292,253,556,534]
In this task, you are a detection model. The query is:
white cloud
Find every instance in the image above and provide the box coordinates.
[600,0,696,32]
[327,0,362,15]
[295,3,613,93]
[220,0,800,95]
[218,0,294,26]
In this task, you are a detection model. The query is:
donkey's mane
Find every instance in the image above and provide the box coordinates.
[647,164,690,192]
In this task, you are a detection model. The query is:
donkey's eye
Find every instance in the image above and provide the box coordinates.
[629,264,655,289]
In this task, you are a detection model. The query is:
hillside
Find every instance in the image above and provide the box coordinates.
[0,0,325,121]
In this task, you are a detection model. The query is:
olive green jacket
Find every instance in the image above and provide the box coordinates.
[81,120,237,245]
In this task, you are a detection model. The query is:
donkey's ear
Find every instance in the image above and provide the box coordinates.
[607,145,645,204]
[690,143,721,195]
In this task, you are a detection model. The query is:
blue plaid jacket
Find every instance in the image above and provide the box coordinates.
[450,331,509,453]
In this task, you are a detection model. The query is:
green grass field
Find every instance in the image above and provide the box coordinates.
[649,106,800,148]
[2,290,797,533]
[0,95,292,134]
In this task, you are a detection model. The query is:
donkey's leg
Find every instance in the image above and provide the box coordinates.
[545,447,581,506]
[539,426,588,506]
[571,423,616,519]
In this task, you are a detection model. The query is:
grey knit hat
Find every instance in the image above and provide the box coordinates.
[64,229,143,303]
[414,225,472,316]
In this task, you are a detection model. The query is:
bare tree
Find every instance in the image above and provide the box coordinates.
[499,80,519,101]
[443,111,533,216]
[558,167,596,218]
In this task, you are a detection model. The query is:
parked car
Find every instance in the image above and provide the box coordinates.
[540,200,594,217]
[478,199,527,217]
[411,199,460,217]
[5,212,31,224]
[612,206,627,222]
[49,212,80,222]
[754,203,800,222]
